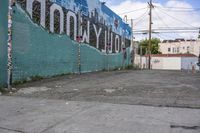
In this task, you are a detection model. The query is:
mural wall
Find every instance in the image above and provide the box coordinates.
[16,0,132,53]
[0,0,132,86]
[0,0,8,86]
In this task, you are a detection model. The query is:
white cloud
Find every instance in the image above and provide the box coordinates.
[108,0,200,40]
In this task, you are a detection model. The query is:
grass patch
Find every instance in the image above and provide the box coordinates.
[13,79,28,86]
[30,75,43,81]
[52,73,72,78]
[13,73,73,86]
[0,87,9,94]
[13,75,43,86]
[125,64,140,70]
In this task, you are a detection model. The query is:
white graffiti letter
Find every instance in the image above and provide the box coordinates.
[109,32,113,53]
[93,24,102,49]
[50,4,64,34]
[26,0,46,27]
[82,21,90,43]
[115,35,120,53]
[104,30,107,51]
[66,11,77,40]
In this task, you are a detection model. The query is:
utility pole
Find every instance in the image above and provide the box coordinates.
[77,10,82,74]
[131,19,134,66]
[140,46,143,69]
[7,0,13,90]
[148,0,153,69]
[122,16,128,69]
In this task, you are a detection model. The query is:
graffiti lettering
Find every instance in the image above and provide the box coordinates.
[93,24,102,49]
[20,0,132,53]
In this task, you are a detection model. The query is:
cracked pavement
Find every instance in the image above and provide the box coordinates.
[0,70,200,133]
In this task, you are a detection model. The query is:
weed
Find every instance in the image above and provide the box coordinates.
[30,75,43,81]
[0,87,9,94]
[13,79,27,86]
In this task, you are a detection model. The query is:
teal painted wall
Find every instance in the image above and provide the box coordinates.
[0,0,8,86]
[12,5,79,81]
[11,4,131,82]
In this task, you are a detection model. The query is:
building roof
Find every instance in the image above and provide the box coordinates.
[144,54,197,57]
[162,38,197,43]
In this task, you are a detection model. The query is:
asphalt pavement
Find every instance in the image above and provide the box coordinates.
[0,70,200,133]
[0,96,200,133]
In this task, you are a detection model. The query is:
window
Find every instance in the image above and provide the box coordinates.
[187,46,190,53]
[168,48,171,52]
[173,48,175,53]
[199,47,200,55]
[177,47,180,53]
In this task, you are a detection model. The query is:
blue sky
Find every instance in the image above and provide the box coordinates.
[107,0,200,8]
[106,0,200,40]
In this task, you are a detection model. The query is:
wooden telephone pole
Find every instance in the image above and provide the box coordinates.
[148,0,153,69]
[131,19,135,66]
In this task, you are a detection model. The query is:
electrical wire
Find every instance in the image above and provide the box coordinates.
[118,7,148,15]
[132,9,149,20]
[123,9,149,26]
[153,9,185,38]
[133,31,198,34]
[132,10,149,28]
[129,3,200,39]
[155,6,200,13]
[153,33,165,40]
[156,6,200,10]
[156,7,197,28]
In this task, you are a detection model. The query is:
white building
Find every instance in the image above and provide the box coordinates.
[159,39,200,57]
[140,54,199,70]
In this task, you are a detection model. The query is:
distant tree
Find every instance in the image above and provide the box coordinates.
[138,38,162,55]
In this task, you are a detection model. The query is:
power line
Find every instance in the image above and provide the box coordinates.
[156,27,199,29]
[133,28,199,32]
[158,33,178,39]
[125,9,149,22]
[133,31,198,34]
[155,6,200,13]
[153,33,166,40]
[132,9,149,20]
[154,9,171,28]
[118,7,148,15]
[156,6,200,10]
[159,8,200,12]
[133,11,148,27]
[157,8,197,28]
[153,10,183,38]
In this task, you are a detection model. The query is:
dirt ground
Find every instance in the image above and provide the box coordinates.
[12,70,200,108]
